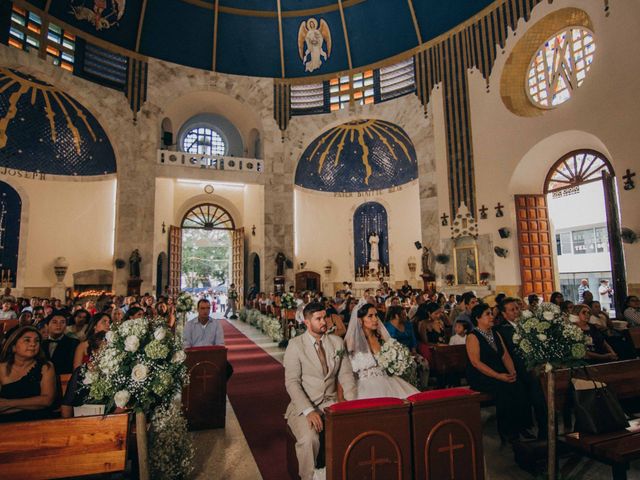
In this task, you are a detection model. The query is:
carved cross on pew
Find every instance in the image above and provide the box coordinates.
[194,369,215,394]
[479,205,488,220]
[495,202,505,218]
[623,169,636,190]
[437,433,465,479]
[357,446,392,480]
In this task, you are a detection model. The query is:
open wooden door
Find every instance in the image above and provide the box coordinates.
[515,195,555,300]
[168,225,182,296]
[602,171,627,315]
[232,228,245,306]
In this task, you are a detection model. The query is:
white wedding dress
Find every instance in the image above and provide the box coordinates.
[350,350,419,400]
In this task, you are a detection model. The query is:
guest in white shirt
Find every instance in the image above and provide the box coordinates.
[0,300,17,321]
[448,321,468,345]
[183,299,224,348]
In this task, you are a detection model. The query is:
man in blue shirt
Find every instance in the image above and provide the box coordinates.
[183,298,225,348]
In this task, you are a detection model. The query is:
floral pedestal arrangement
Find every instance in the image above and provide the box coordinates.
[513,303,588,480]
[84,317,193,480]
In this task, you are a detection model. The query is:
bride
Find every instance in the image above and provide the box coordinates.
[345,301,419,399]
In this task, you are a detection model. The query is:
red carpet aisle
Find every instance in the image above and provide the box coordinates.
[221,320,290,480]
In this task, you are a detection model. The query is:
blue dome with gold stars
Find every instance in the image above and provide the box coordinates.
[0,68,116,176]
[295,119,417,193]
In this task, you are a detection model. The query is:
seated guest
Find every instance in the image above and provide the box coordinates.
[0,326,56,422]
[623,295,640,326]
[122,306,145,321]
[527,293,540,313]
[466,304,531,441]
[569,305,618,363]
[17,311,33,327]
[550,291,564,308]
[453,292,478,330]
[449,321,469,345]
[590,301,637,360]
[385,305,417,353]
[66,308,90,341]
[322,298,347,337]
[73,313,111,370]
[183,299,224,348]
[43,313,79,375]
[111,306,124,325]
[560,300,574,319]
[0,300,17,320]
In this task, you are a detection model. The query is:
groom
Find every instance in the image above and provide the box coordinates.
[284,302,357,480]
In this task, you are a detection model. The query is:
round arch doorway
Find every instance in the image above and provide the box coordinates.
[543,150,625,315]
[180,203,235,301]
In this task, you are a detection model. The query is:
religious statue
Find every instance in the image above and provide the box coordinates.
[275,252,287,277]
[421,247,432,275]
[368,233,380,263]
[297,18,332,73]
[129,249,141,278]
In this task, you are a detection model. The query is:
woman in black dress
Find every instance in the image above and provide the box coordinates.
[466,304,531,440]
[0,326,56,422]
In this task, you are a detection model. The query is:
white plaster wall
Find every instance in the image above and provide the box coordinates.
[1,176,116,291]
[243,184,265,288]
[294,181,422,286]
[455,0,640,290]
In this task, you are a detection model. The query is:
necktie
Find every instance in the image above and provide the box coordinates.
[316,339,328,376]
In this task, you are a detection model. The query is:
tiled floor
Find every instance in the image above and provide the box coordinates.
[193,317,640,480]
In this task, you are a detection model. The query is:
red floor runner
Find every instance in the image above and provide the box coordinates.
[221,320,290,480]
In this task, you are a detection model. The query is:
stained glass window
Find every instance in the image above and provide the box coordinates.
[182,127,226,157]
[527,27,595,108]
[8,5,75,72]
[545,150,612,193]
[182,204,234,230]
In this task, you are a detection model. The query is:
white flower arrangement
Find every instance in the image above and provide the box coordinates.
[375,339,414,377]
[513,302,588,370]
[239,308,284,343]
[149,402,195,480]
[85,317,188,414]
[280,293,297,310]
[176,292,195,314]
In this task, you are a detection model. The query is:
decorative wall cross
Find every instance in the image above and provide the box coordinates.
[357,446,392,480]
[194,369,215,393]
[479,205,488,220]
[623,169,636,190]
[441,213,449,226]
[495,202,505,218]
[437,433,465,479]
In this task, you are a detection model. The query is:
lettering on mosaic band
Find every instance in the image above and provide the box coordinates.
[0,167,46,180]
[333,186,402,198]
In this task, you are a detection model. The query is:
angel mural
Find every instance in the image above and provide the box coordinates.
[298,18,332,73]
[70,0,126,31]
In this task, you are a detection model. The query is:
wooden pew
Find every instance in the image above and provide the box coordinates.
[183,346,227,430]
[545,359,640,480]
[324,398,412,480]
[409,388,485,480]
[0,413,130,479]
[429,344,467,377]
[628,327,640,350]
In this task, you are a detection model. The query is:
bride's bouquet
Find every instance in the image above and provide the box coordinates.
[375,339,413,377]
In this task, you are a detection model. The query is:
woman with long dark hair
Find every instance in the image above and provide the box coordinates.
[466,303,531,441]
[0,326,56,422]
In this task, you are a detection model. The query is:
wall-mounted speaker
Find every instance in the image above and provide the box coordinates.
[414,241,422,250]
[498,228,510,239]
[162,132,173,147]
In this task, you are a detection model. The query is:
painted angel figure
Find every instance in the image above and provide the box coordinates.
[298,18,332,73]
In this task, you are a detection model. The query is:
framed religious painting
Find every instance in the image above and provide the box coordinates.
[453,245,479,285]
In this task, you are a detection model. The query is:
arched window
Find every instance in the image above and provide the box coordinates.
[181,203,235,230]
[544,150,614,193]
[182,127,226,156]
[353,202,389,275]
[527,27,595,109]
[0,181,21,287]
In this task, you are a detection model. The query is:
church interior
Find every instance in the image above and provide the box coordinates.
[1,0,640,479]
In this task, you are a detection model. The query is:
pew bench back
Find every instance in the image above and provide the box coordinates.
[0,413,130,480]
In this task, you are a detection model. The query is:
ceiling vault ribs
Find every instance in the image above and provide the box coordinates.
[406,0,422,45]
[337,0,353,70]
[276,0,286,78]
[212,0,220,70]
[135,0,149,52]
[179,0,367,18]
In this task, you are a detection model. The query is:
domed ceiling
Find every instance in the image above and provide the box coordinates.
[34,0,496,78]
[295,119,417,193]
[0,68,116,176]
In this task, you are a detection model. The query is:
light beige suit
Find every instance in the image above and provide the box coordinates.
[284,332,357,480]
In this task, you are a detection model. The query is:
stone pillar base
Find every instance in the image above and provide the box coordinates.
[51,283,67,301]
[127,278,143,296]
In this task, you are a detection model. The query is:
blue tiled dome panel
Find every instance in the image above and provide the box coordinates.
[295,119,417,193]
[0,68,116,176]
